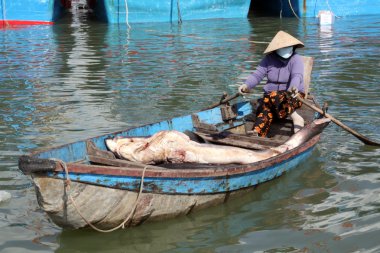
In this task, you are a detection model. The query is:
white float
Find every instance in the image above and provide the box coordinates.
[318,10,335,25]
[0,191,11,203]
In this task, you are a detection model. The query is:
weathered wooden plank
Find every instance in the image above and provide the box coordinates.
[18,155,57,175]
[191,114,218,132]
[86,140,115,159]
[86,140,165,169]
[301,56,314,99]
[267,120,294,138]
[295,96,319,124]
[87,155,164,170]
[197,128,285,145]
[194,131,284,150]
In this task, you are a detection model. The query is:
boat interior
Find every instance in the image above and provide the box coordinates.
[84,92,320,170]
[83,56,318,169]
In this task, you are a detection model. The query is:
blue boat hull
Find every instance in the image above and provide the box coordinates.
[0,0,66,27]
[50,144,315,194]
[263,0,380,18]
[92,0,380,24]
[29,137,319,229]
[92,0,252,23]
[27,133,321,229]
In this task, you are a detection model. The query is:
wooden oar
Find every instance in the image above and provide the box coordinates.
[203,92,241,110]
[295,94,380,146]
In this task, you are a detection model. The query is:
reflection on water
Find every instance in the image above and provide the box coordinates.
[0,10,379,253]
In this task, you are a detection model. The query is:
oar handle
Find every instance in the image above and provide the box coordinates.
[295,94,380,146]
[203,92,241,110]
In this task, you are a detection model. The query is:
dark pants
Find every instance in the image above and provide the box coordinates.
[254,91,304,137]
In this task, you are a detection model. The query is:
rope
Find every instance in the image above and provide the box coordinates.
[314,0,318,17]
[1,0,7,27]
[325,0,332,13]
[314,0,338,18]
[177,0,182,24]
[124,0,131,29]
[52,159,147,232]
[170,0,174,23]
[325,0,339,18]
[288,0,301,20]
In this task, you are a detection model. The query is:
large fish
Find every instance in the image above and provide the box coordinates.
[105,118,330,165]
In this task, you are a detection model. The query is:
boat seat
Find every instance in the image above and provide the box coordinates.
[87,155,164,170]
[301,56,314,99]
[86,140,116,159]
[193,129,285,150]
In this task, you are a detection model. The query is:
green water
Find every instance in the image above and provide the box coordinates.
[0,10,379,253]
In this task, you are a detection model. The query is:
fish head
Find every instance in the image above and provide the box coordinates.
[284,117,331,150]
[311,117,331,131]
[105,137,138,152]
[105,138,118,152]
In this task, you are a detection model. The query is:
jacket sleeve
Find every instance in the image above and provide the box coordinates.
[287,55,304,92]
[245,57,268,89]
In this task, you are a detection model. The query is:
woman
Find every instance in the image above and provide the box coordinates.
[238,30,306,137]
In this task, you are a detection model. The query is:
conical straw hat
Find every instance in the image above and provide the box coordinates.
[263,31,304,54]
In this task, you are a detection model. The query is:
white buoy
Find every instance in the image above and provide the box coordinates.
[318,10,334,26]
[0,191,11,203]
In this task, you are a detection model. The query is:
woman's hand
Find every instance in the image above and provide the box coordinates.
[288,87,299,98]
[238,84,250,95]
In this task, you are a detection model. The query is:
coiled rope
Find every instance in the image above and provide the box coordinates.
[52,159,147,233]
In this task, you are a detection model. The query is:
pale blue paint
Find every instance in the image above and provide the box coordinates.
[94,0,251,23]
[94,0,380,24]
[0,0,64,23]
[49,145,315,194]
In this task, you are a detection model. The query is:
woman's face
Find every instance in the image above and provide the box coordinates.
[275,46,294,59]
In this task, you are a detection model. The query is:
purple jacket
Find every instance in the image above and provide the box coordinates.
[245,53,304,94]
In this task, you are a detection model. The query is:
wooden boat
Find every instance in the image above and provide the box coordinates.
[18,57,330,231]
